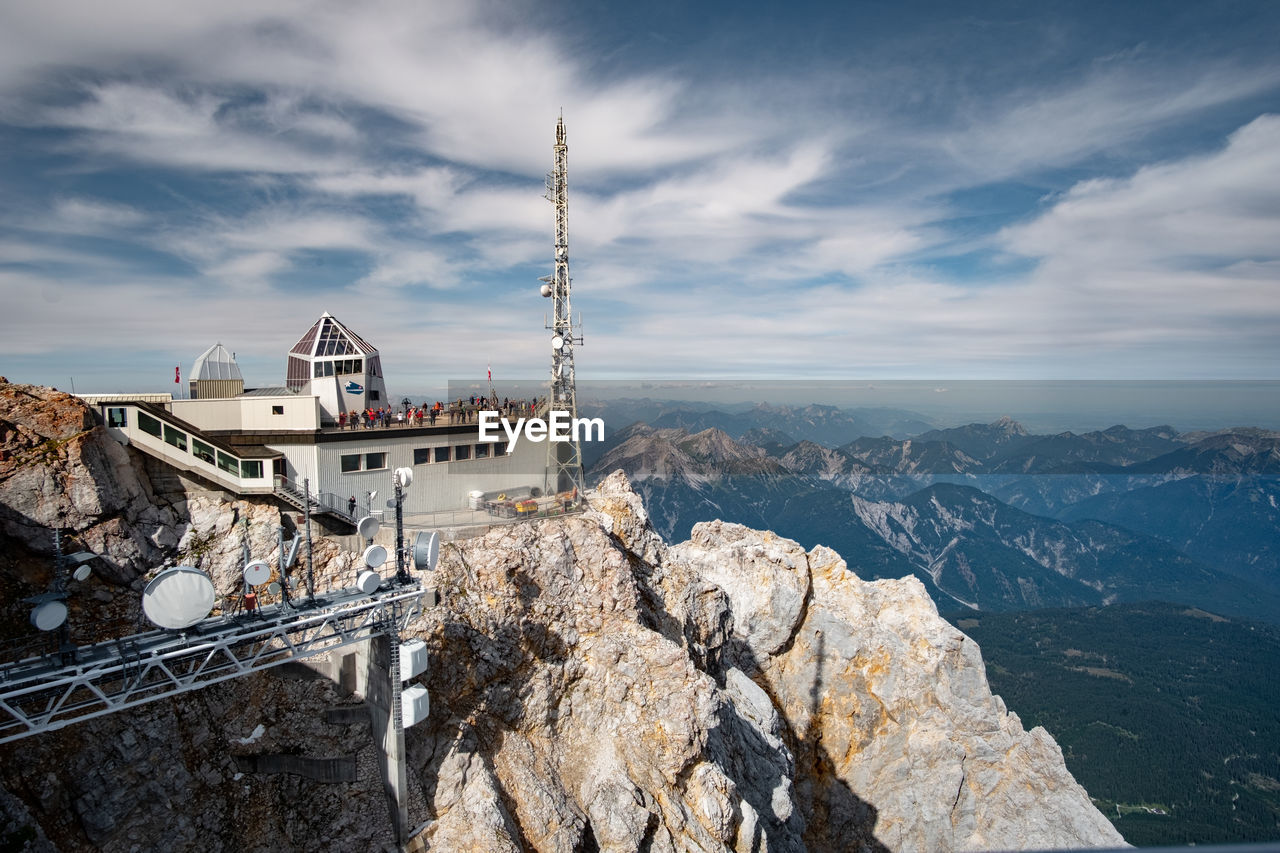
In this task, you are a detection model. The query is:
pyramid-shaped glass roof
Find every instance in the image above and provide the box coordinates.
[288,312,379,358]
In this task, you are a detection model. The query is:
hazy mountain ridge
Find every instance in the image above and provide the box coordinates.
[589,415,1280,620]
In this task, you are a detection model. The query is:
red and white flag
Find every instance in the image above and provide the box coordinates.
[487,363,491,382]
[175,366,180,384]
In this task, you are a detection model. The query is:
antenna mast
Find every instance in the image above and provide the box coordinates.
[541,114,585,499]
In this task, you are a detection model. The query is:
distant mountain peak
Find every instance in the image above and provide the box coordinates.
[991,415,1028,435]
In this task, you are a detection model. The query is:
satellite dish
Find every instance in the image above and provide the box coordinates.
[540,283,552,297]
[31,600,68,632]
[142,566,215,630]
[551,336,564,350]
[363,544,388,570]
[284,535,301,569]
[412,531,440,572]
[73,564,93,582]
[244,560,272,586]
[357,515,380,539]
[267,582,282,595]
[395,467,413,488]
[356,570,381,594]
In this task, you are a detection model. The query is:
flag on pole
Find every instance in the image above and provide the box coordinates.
[175,366,180,384]
[487,364,491,382]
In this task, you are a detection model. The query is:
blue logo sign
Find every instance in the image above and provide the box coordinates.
[345,381,364,394]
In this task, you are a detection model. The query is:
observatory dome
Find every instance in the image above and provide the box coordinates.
[192,343,243,382]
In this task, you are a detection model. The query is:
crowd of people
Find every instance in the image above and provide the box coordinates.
[333,396,544,430]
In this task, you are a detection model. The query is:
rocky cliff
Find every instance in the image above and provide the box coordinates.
[0,382,1125,851]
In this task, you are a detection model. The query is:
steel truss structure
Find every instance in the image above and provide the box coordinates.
[542,115,587,498]
[0,583,425,744]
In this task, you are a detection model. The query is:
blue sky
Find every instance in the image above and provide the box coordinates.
[1,0,1278,395]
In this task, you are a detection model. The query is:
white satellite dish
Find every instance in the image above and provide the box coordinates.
[267,581,282,595]
[551,335,564,350]
[540,283,552,297]
[72,564,92,582]
[356,570,381,594]
[357,515,380,539]
[31,600,68,632]
[395,467,413,488]
[412,531,440,572]
[362,544,388,570]
[243,560,272,586]
[142,566,215,630]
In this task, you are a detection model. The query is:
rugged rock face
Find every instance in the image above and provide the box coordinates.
[0,382,1125,851]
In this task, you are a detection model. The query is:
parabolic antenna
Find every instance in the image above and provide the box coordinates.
[551,335,564,350]
[362,544,388,570]
[356,570,381,595]
[267,582,282,595]
[395,467,413,488]
[540,283,552,297]
[357,515,380,540]
[31,600,68,632]
[72,564,92,582]
[243,560,272,586]
[142,566,215,630]
[412,531,440,572]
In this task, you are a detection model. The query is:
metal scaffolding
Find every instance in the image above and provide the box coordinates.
[0,583,426,744]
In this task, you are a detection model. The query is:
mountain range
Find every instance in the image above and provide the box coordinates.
[586,408,1280,621]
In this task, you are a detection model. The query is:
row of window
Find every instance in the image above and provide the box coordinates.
[313,358,363,378]
[123,408,263,480]
[340,442,509,474]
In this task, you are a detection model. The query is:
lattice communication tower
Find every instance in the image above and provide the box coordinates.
[541,115,586,498]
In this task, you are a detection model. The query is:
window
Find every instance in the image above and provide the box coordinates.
[192,439,215,465]
[138,411,162,438]
[454,445,471,461]
[271,405,284,415]
[217,451,239,476]
[433,446,451,463]
[341,453,388,473]
[370,390,380,401]
[492,440,508,456]
[163,425,187,451]
[413,448,431,465]
[240,460,263,479]
[107,407,127,428]
[474,443,489,459]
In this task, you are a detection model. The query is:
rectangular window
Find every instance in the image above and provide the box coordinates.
[192,439,215,465]
[324,361,335,377]
[163,424,187,451]
[341,454,361,473]
[240,460,263,479]
[271,405,284,415]
[493,440,508,456]
[364,453,387,471]
[314,362,323,378]
[370,390,380,401]
[454,445,471,461]
[107,407,127,428]
[413,448,431,465]
[474,443,489,459]
[433,446,451,463]
[217,451,239,476]
[138,411,162,438]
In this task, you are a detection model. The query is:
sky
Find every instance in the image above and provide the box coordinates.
[1,0,1278,396]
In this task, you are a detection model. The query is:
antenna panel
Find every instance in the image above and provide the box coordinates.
[399,638,429,681]
[402,684,430,727]
[284,535,301,568]
[356,570,381,595]
[142,566,215,630]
